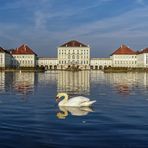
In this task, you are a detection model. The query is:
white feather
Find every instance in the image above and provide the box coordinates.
[57,93,96,107]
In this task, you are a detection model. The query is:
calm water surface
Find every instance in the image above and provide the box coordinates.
[0,71,148,148]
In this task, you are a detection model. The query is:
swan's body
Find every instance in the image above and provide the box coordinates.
[56,93,96,107]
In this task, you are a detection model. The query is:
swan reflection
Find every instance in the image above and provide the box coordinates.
[57,106,93,119]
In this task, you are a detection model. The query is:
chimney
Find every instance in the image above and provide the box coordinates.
[24,44,26,51]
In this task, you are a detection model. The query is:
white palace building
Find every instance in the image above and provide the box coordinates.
[0,40,148,69]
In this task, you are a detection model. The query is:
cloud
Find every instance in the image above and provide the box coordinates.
[52,6,148,39]
[33,0,115,29]
[0,0,148,56]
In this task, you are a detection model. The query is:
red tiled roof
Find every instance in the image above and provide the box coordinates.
[60,40,88,47]
[11,44,37,55]
[138,48,148,54]
[111,44,136,55]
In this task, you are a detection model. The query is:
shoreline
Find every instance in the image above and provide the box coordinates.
[103,67,148,73]
[0,67,148,73]
[0,67,45,72]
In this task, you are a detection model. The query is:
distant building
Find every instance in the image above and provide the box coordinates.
[0,47,12,68]
[38,57,58,70]
[110,44,137,67]
[1,41,148,70]
[11,44,37,68]
[57,40,90,70]
[90,58,112,70]
[137,48,148,68]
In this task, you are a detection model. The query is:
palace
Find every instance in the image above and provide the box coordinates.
[10,44,37,68]
[57,40,90,70]
[0,40,148,70]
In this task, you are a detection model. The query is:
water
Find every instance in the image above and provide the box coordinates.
[0,71,148,148]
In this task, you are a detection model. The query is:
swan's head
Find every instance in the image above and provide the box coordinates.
[56,93,68,102]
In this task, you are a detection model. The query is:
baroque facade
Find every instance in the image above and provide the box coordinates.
[0,47,12,68]
[110,44,137,68]
[90,58,112,70]
[0,40,148,69]
[57,40,90,70]
[38,57,58,70]
[11,44,37,68]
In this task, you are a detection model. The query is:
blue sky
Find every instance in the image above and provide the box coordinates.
[0,0,148,57]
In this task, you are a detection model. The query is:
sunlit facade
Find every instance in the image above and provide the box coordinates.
[137,48,148,68]
[90,58,112,69]
[110,44,137,68]
[1,41,148,69]
[38,57,58,70]
[57,40,90,70]
[11,44,37,68]
[0,47,12,68]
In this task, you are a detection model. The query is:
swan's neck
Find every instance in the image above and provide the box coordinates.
[59,94,68,106]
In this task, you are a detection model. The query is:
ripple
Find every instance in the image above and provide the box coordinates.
[0,72,148,147]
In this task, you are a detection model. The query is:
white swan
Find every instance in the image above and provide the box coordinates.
[56,93,96,107]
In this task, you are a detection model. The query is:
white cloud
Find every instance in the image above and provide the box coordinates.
[52,6,148,39]
[0,0,148,55]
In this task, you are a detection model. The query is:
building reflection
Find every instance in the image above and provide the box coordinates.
[0,72,5,92]
[57,71,90,94]
[13,72,36,95]
[91,72,148,95]
[136,73,148,87]
[110,73,148,95]
[0,72,14,93]
[37,71,57,86]
[108,73,137,95]
[0,71,148,96]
